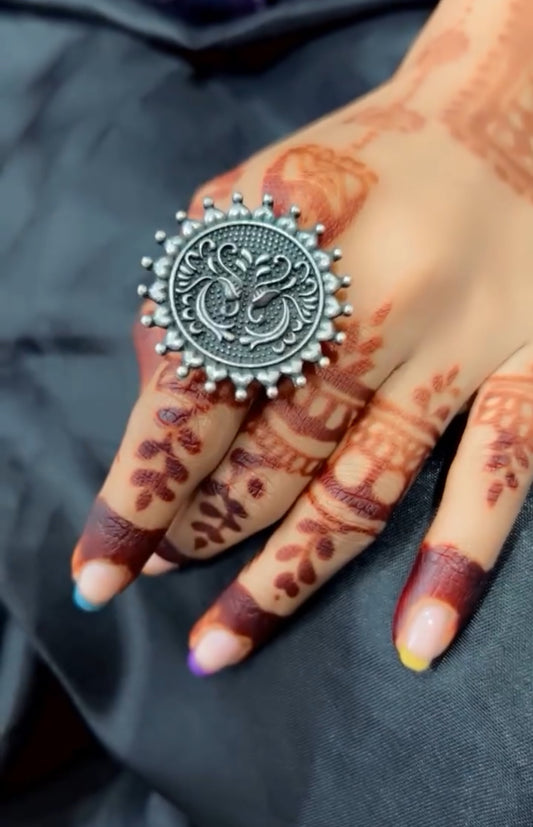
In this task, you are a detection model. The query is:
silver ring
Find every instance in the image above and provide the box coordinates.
[138,192,352,401]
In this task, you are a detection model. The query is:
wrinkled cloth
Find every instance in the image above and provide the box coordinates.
[149,0,269,23]
[2,1,533,825]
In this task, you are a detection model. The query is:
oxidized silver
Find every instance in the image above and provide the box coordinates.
[138,193,352,400]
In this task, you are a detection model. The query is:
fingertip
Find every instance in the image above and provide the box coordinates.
[73,585,106,612]
[396,645,430,673]
[74,561,130,608]
[187,650,210,677]
[393,598,458,672]
[187,628,249,675]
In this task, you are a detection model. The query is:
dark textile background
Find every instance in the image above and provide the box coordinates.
[1,1,533,824]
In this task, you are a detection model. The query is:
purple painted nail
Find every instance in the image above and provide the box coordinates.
[187,650,209,677]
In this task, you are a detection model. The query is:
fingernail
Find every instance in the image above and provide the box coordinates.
[73,585,105,612]
[74,561,129,608]
[187,650,209,677]
[397,601,457,672]
[187,629,245,676]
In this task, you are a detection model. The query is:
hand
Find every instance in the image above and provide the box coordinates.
[71,0,533,675]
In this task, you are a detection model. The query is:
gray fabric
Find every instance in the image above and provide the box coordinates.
[1,1,533,824]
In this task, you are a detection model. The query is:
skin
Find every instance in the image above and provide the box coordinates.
[72,0,533,674]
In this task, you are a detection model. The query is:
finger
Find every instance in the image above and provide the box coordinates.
[186,360,470,675]
[144,302,395,575]
[393,348,533,672]
[71,359,248,609]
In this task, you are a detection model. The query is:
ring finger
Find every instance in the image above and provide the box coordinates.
[393,345,533,671]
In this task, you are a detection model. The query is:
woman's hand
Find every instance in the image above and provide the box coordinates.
[71,0,533,674]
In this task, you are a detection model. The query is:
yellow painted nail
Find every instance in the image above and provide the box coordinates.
[397,645,430,673]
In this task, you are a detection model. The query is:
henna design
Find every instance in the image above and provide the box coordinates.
[189,581,282,652]
[156,360,239,409]
[318,366,460,530]
[131,407,197,511]
[342,25,470,143]
[392,542,490,641]
[262,144,378,245]
[272,367,461,599]
[410,27,470,73]
[155,536,194,567]
[442,0,533,199]
[187,304,391,550]
[72,497,165,577]
[192,448,274,549]
[274,519,335,598]
[130,361,243,513]
[473,366,533,506]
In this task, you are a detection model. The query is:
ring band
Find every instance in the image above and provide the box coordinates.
[138,192,352,400]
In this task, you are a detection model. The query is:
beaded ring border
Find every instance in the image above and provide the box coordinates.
[138,192,352,400]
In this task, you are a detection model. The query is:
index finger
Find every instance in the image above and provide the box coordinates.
[71,358,247,609]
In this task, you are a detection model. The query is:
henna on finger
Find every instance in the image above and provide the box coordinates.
[392,542,490,672]
[188,582,282,676]
[158,303,392,564]
[393,361,533,672]
[472,365,533,506]
[73,360,247,607]
[272,367,461,601]
[186,365,464,675]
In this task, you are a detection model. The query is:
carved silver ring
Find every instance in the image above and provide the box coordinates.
[138,193,352,401]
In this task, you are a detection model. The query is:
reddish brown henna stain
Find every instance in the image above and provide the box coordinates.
[473,366,533,506]
[442,0,533,200]
[274,520,336,598]
[190,581,282,650]
[72,497,165,577]
[191,449,270,548]
[154,536,194,567]
[262,144,378,245]
[131,360,244,513]
[318,367,460,529]
[185,303,390,552]
[392,542,490,641]
[131,407,198,511]
[341,26,469,140]
[234,304,390,479]
[271,367,461,600]
[248,477,265,499]
[156,361,240,410]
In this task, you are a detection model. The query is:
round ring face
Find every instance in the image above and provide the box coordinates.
[138,194,351,399]
[169,221,324,371]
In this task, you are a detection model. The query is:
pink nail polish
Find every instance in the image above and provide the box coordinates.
[402,601,457,665]
[75,561,129,606]
[188,629,245,676]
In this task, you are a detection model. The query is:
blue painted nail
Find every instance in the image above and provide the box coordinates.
[73,585,105,612]
[187,650,209,677]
